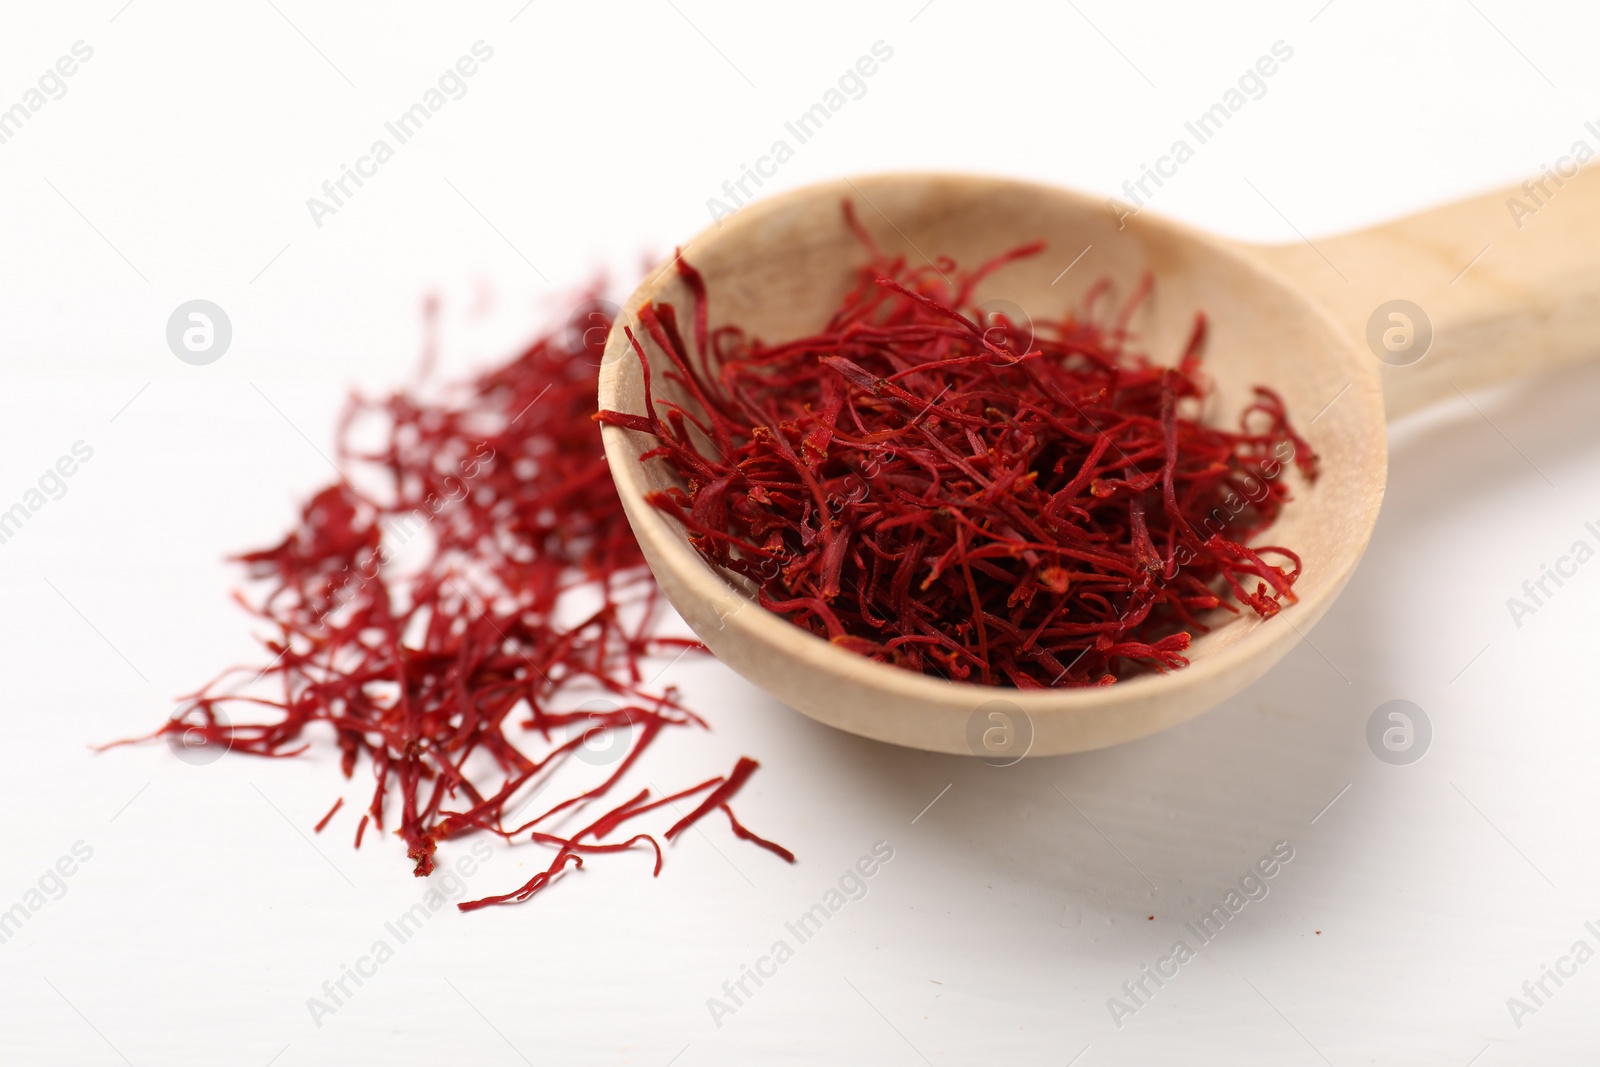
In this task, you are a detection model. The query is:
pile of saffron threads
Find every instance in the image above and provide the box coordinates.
[114,296,792,910]
[598,205,1318,687]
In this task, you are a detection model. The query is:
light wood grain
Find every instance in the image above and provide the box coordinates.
[1250,167,1600,416]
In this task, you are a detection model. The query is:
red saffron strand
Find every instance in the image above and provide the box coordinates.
[314,797,343,834]
[719,804,796,863]
[598,202,1318,687]
[664,756,760,841]
[111,286,793,907]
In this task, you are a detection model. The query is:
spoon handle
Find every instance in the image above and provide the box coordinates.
[1247,168,1600,419]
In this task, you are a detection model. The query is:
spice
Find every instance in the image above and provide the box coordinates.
[599,204,1316,687]
[314,797,344,834]
[111,292,791,908]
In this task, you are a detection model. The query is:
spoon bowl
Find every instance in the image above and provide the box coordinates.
[598,171,1595,756]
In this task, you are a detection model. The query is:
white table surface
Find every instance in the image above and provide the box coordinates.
[2,2,1598,1063]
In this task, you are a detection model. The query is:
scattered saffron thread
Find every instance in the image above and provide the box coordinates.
[109,290,792,908]
[314,797,343,834]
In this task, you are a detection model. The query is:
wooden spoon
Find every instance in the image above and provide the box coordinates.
[598,172,1595,757]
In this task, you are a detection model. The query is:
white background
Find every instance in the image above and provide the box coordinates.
[2,1,1598,1064]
